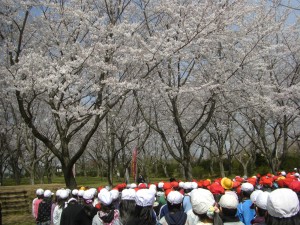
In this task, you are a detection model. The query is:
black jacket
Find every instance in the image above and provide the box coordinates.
[60,200,83,225]
[36,198,52,222]
[73,204,98,225]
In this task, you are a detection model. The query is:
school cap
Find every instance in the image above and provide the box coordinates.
[59,189,69,199]
[250,190,263,203]
[167,191,184,205]
[256,191,269,210]
[135,189,155,207]
[219,193,239,209]
[83,189,94,200]
[221,177,233,190]
[98,189,112,206]
[121,188,136,200]
[44,190,54,198]
[267,188,299,218]
[190,188,215,215]
[241,182,254,192]
[36,188,44,196]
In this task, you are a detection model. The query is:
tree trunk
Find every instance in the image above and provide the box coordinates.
[107,160,113,186]
[97,165,100,177]
[162,164,169,178]
[182,160,193,181]
[125,168,130,184]
[29,171,35,185]
[228,155,232,176]
[242,163,248,177]
[219,159,225,177]
[81,155,87,177]
[210,158,214,176]
[10,157,22,185]
[62,164,77,189]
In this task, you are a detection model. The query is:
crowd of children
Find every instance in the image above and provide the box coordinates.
[32,170,300,225]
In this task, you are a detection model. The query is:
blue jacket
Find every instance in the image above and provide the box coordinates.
[237,199,255,225]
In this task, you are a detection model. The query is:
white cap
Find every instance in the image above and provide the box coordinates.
[83,190,94,200]
[179,182,184,188]
[183,182,192,190]
[59,189,69,199]
[78,189,84,197]
[250,190,263,203]
[66,188,71,195]
[149,184,157,191]
[56,189,62,197]
[98,189,112,206]
[130,183,137,189]
[241,183,254,192]
[110,189,119,201]
[256,192,270,210]
[90,188,97,196]
[219,193,239,209]
[135,189,155,207]
[281,171,286,176]
[44,190,53,198]
[167,191,184,205]
[72,189,79,196]
[158,182,164,189]
[294,173,299,177]
[121,189,136,200]
[190,188,215,215]
[191,182,198,189]
[267,188,299,218]
[36,188,44,196]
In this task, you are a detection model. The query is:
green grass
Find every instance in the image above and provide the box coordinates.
[3,213,36,225]
[2,176,111,187]
[1,176,169,225]
[2,175,168,188]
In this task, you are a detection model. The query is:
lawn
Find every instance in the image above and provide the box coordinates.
[0,176,166,225]
[0,176,110,225]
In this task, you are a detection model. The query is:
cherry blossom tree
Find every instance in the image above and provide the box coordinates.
[1,0,144,188]
[1,0,299,186]
[133,0,290,179]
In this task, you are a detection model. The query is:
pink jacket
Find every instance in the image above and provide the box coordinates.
[32,198,43,219]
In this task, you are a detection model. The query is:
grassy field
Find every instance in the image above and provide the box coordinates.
[0,176,166,225]
[0,176,112,225]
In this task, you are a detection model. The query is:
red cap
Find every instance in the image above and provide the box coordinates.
[235,176,244,182]
[259,178,272,187]
[95,203,101,210]
[233,181,241,188]
[197,180,203,188]
[277,179,285,188]
[247,178,256,186]
[214,178,223,184]
[171,181,179,189]
[163,182,172,190]
[208,182,225,195]
[138,183,147,189]
[283,177,294,187]
[202,180,211,188]
[289,181,300,192]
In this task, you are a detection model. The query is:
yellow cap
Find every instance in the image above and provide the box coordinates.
[221,177,233,190]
